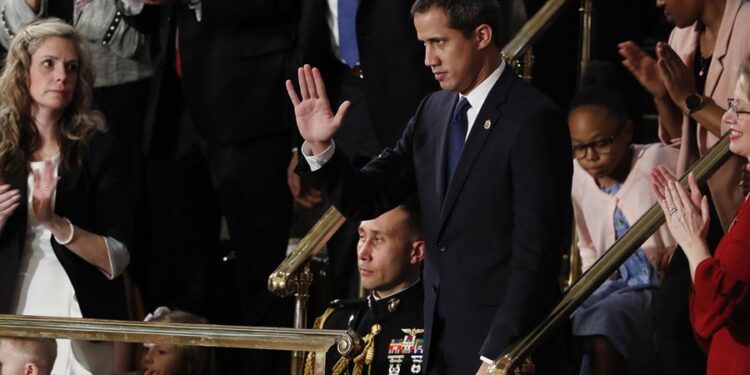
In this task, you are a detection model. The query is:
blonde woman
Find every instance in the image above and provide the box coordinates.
[652,61,750,375]
[0,18,130,375]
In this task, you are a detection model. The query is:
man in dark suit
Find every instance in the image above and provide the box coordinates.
[292,0,439,300]
[287,1,572,373]
[141,1,298,374]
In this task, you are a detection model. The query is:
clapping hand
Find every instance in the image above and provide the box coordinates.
[619,41,669,100]
[651,168,709,251]
[31,160,58,226]
[0,182,20,230]
[655,42,697,113]
[285,65,350,155]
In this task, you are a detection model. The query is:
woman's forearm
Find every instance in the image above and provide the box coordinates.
[47,215,114,277]
[655,97,684,142]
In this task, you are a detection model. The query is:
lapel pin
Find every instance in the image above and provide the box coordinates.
[483,119,492,129]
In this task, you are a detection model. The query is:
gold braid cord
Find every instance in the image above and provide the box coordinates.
[304,307,337,375]
[333,324,381,375]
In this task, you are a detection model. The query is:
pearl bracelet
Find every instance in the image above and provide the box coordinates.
[54,217,75,246]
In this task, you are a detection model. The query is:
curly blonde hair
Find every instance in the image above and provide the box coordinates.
[0,18,104,174]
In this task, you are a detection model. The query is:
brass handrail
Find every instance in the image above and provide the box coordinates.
[268,205,347,374]
[578,0,593,85]
[268,205,345,297]
[501,0,573,62]
[491,135,733,375]
[0,314,359,355]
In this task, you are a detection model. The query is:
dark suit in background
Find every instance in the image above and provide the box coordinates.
[301,66,572,374]
[297,0,439,299]
[142,2,298,374]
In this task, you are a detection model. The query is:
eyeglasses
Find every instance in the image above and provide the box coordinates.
[728,98,750,117]
[571,127,623,160]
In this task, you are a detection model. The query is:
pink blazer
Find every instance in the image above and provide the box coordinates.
[572,144,679,271]
[662,0,750,230]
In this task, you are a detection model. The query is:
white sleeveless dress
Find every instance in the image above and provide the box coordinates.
[9,156,113,375]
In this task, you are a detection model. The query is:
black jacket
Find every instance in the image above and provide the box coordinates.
[320,281,424,375]
[0,132,130,320]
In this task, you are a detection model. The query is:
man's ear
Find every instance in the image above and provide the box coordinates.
[474,24,494,50]
[410,240,426,264]
[25,363,39,375]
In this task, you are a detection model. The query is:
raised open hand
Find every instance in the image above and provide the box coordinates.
[285,65,350,154]
[619,41,668,100]
[31,160,59,225]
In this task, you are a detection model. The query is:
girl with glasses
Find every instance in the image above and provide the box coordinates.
[569,62,680,375]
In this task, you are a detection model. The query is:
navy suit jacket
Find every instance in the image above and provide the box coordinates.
[302,67,572,373]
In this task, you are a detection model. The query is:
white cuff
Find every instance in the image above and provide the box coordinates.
[301,141,336,172]
[101,236,130,280]
[480,356,495,365]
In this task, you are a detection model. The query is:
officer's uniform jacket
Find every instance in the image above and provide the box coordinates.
[308,281,425,375]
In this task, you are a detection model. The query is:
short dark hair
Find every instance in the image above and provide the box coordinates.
[400,195,423,240]
[411,0,504,48]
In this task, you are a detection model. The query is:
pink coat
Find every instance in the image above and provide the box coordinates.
[572,144,679,271]
[663,0,750,230]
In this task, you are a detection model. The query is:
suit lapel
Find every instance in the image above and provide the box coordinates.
[435,94,457,201]
[706,0,740,97]
[438,69,515,231]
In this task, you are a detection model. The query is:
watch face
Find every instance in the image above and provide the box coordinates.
[686,94,702,110]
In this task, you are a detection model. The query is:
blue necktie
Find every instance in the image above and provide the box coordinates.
[447,97,471,180]
[338,0,360,68]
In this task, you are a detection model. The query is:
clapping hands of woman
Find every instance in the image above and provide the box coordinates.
[0,182,20,230]
[31,160,58,226]
[651,167,711,279]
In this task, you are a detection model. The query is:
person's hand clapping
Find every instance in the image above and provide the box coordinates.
[655,42,698,113]
[619,41,669,100]
[285,65,350,155]
[651,168,709,251]
[0,182,21,230]
[31,160,59,226]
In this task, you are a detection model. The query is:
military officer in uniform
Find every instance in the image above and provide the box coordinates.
[307,200,425,375]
